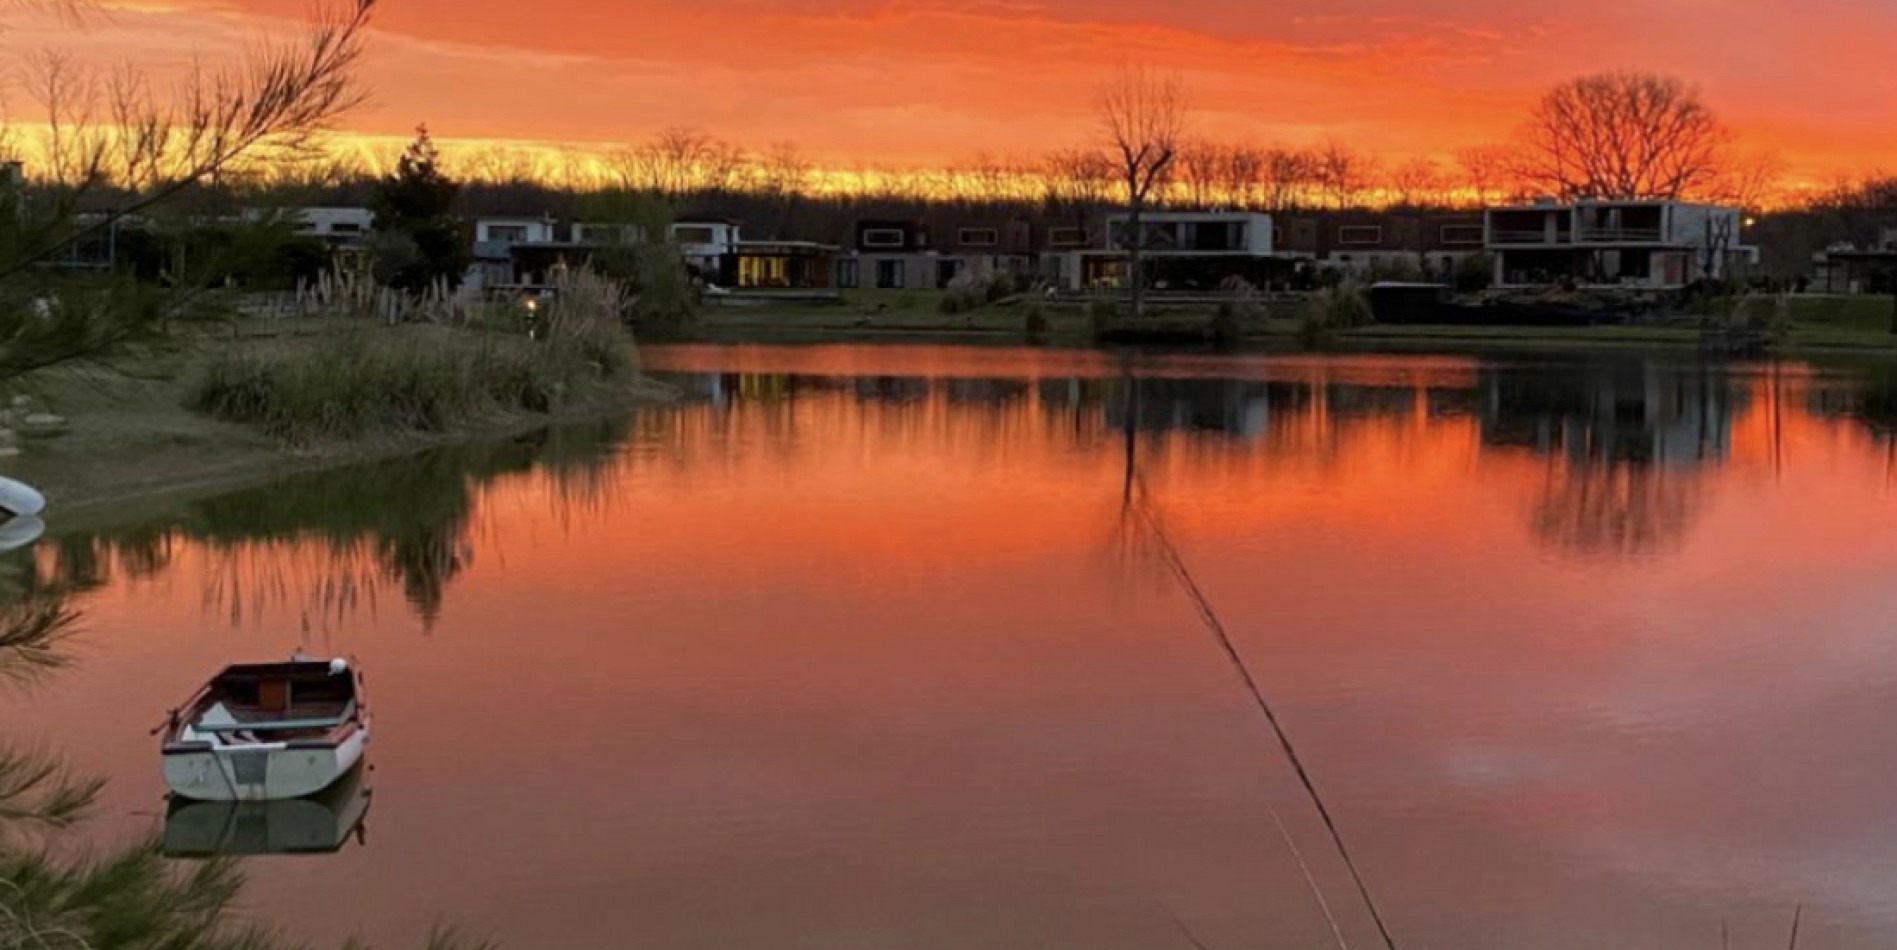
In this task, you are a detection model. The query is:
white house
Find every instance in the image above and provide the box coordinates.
[670,219,742,277]
[289,208,375,244]
[1043,211,1275,291]
[1485,199,1757,289]
[468,216,558,290]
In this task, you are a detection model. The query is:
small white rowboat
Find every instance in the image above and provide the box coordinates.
[160,657,369,803]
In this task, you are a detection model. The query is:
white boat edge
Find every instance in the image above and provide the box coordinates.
[0,476,46,520]
[163,726,368,803]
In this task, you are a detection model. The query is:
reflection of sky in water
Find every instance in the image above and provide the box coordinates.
[7,346,1897,950]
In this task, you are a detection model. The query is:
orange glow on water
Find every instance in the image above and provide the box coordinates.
[14,347,1897,947]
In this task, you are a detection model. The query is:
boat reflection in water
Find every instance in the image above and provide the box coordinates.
[163,762,372,858]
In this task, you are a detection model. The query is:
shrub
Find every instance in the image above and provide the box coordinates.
[191,301,632,445]
[939,272,1019,314]
[634,242,698,327]
[1212,294,1263,349]
[1454,253,1495,292]
[1024,301,1049,342]
[1087,298,1119,339]
[1297,282,1372,349]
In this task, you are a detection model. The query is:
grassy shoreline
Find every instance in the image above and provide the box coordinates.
[684,290,1897,357]
[3,318,671,528]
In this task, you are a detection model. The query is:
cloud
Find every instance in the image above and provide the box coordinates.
[4,0,1896,179]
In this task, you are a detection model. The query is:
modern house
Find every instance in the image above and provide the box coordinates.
[1273,212,1486,276]
[1485,199,1757,289]
[468,216,559,290]
[1811,228,1897,294]
[670,218,743,277]
[836,220,936,290]
[1044,211,1277,291]
[286,208,376,248]
[935,218,1036,286]
[715,240,839,290]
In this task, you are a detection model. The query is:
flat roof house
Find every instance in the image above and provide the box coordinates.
[1811,228,1897,294]
[1045,211,1277,292]
[469,215,559,290]
[287,208,375,248]
[1485,199,1757,289]
[836,220,936,291]
[671,218,743,279]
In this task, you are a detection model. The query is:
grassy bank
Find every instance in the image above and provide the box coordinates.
[0,316,667,517]
[689,289,1897,356]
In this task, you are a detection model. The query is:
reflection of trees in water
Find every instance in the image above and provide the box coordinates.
[26,417,634,633]
[0,504,510,949]
[1480,359,1734,558]
[1807,364,1897,442]
[1481,359,1740,467]
[1528,460,1706,557]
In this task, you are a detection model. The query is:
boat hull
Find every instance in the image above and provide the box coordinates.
[163,727,367,803]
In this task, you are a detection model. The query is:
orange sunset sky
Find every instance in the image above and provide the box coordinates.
[5,0,1896,184]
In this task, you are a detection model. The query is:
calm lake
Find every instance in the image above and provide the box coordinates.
[8,343,1897,949]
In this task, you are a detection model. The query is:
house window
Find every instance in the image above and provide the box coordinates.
[958,228,998,247]
[331,222,362,234]
[579,225,631,244]
[837,259,860,289]
[486,224,529,243]
[863,228,906,248]
[673,226,717,245]
[739,256,789,288]
[1338,226,1382,245]
[875,259,906,288]
[1440,224,1485,245]
[1049,227,1089,247]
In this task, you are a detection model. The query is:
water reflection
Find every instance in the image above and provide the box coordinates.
[21,419,633,631]
[656,353,1764,559]
[164,763,372,859]
[20,351,1897,640]
[17,345,1897,948]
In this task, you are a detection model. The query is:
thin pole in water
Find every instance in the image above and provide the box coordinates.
[1131,478,1398,950]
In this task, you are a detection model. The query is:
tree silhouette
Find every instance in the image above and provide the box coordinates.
[372,125,469,292]
[1517,71,1730,200]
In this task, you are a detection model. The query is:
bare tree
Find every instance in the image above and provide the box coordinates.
[757,141,811,198]
[1313,140,1372,210]
[1517,71,1731,201]
[0,0,377,282]
[1455,144,1517,207]
[1043,147,1115,210]
[1388,157,1448,209]
[1222,144,1265,210]
[1098,66,1186,317]
[1708,150,1785,211]
[1259,146,1317,212]
[1177,139,1226,209]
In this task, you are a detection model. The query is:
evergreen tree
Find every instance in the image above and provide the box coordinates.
[372,125,468,292]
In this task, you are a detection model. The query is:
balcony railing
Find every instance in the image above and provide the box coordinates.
[1575,227,1667,244]
[1488,229,1567,245]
